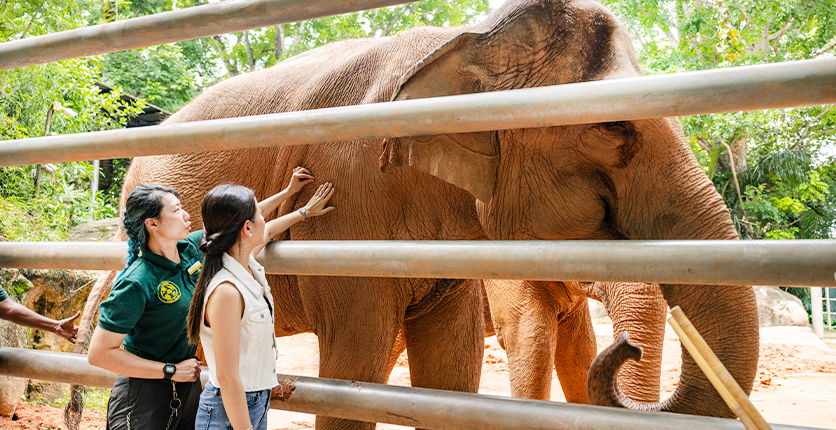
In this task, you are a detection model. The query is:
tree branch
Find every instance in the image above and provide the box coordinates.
[769,18,794,54]
[209,35,239,77]
[792,105,834,149]
[696,137,712,153]
[808,128,836,141]
[242,30,255,71]
[722,142,744,210]
[18,9,42,39]
[814,38,836,58]
[767,18,794,41]
[689,36,708,68]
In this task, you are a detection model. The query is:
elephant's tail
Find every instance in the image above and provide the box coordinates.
[64,269,117,430]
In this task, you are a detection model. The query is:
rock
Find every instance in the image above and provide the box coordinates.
[0,269,101,406]
[755,286,810,328]
[67,217,120,241]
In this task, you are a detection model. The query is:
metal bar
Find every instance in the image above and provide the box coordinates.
[1,59,835,167]
[0,0,413,71]
[1,240,835,286]
[0,348,821,430]
[273,374,819,430]
[0,348,117,388]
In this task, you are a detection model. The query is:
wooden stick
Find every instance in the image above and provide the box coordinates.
[668,306,771,430]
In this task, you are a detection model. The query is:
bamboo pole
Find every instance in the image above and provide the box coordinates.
[667,306,771,430]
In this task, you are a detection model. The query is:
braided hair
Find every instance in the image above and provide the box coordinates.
[121,184,180,270]
[186,184,257,344]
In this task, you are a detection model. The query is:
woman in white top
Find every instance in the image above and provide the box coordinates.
[186,169,334,430]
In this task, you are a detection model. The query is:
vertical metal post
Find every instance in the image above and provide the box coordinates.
[812,286,824,338]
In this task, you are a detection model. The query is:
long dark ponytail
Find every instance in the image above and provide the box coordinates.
[187,184,257,344]
[122,184,180,270]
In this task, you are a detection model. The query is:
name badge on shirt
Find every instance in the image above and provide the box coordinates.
[188,261,202,275]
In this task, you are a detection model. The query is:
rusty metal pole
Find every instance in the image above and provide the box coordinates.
[0,348,821,430]
[0,0,413,71]
[1,240,835,286]
[1,59,835,168]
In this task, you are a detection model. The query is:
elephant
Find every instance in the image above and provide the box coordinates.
[482,280,667,404]
[77,0,758,427]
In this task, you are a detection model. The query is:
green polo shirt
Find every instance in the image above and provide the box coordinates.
[97,230,204,364]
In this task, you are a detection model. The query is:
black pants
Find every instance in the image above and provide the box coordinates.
[106,376,201,430]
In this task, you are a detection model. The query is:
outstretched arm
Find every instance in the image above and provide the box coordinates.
[88,326,201,381]
[258,167,314,215]
[252,182,336,257]
[0,298,79,342]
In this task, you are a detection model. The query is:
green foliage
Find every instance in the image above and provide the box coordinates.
[605,0,836,240]
[0,163,120,241]
[0,2,144,241]
[101,44,202,112]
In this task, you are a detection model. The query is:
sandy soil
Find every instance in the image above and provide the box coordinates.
[3,325,834,429]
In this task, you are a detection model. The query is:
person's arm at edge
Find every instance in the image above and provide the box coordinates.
[206,281,252,430]
[0,298,79,342]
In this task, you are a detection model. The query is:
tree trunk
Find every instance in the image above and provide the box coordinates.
[274,24,285,62]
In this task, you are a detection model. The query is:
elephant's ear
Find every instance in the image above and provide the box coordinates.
[379,32,499,203]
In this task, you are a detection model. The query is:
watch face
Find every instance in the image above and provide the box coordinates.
[164,364,176,375]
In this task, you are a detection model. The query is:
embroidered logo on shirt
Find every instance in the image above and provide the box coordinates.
[157,281,181,304]
[187,261,202,275]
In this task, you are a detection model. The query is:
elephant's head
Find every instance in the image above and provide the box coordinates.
[380,0,758,418]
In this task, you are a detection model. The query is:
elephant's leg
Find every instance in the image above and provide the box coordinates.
[601,282,667,403]
[552,294,596,404]
[403,279,484,394]
[304,277,406,430]
[483,280,558,401]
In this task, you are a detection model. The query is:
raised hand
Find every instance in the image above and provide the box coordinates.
[54,311,81,343]
[286,167,314,195]
[303,182,335,217]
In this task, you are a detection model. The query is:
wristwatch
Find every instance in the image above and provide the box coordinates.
[298,207,307,220]
[163,363,176,381]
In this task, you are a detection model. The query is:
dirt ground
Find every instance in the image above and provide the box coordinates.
[2,324,834,430]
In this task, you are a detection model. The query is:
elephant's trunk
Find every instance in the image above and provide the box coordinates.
[589,283,759,417]
[589,175,760,417]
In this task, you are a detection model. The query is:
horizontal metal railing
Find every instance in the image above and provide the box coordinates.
[1,240,834,286]
[0,347,821,430]
[0,0,412,70]
[0,59,834,167]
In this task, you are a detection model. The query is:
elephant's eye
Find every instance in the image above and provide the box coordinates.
[601,121,633,138]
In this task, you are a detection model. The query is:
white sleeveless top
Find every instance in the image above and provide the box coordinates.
[200,253,278,391]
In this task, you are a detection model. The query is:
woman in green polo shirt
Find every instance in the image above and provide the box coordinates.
[88,183,204,430]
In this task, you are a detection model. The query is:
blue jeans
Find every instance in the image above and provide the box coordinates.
[195,381,271,430]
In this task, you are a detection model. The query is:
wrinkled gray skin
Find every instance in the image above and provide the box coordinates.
[103,0,758,428]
